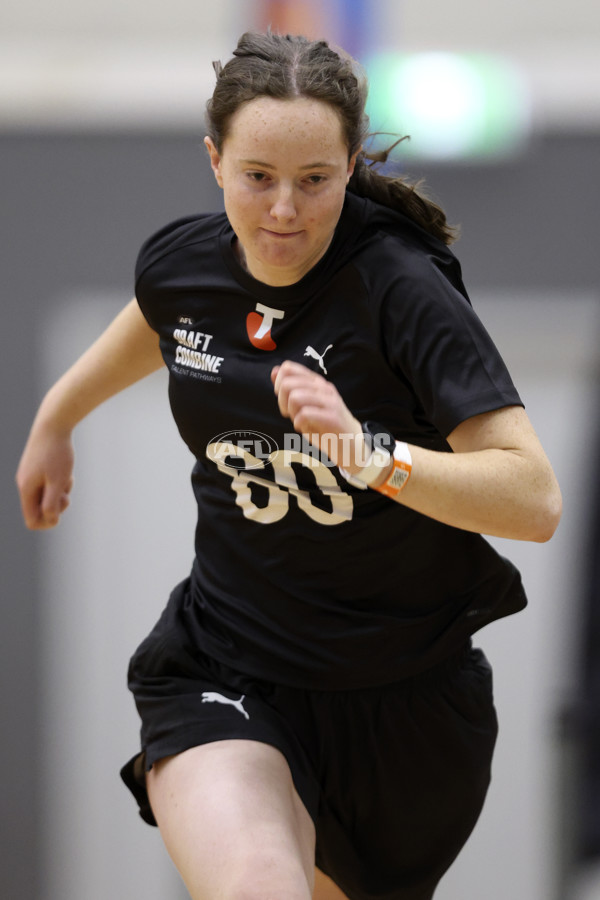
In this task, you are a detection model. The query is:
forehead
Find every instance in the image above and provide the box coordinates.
[224,96,348,156]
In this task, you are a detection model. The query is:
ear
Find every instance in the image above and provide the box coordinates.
[346,148,361,183]
[204,136,224,188]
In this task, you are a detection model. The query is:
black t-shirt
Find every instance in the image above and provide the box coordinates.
[135,192,527,689]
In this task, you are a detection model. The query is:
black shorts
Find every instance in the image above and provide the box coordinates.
[121,579,498,900]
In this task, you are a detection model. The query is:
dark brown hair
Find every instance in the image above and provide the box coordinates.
[205,32,456,245]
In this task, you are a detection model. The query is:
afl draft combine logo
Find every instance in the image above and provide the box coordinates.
[246,303,285,350]
[208,430,279,470]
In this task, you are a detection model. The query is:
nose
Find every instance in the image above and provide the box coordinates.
[269,183,297,222]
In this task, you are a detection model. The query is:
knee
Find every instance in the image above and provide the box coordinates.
[226,889,309,900]
[221,851,312,900]
[224,881,311,900]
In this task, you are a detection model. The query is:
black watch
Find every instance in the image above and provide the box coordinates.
[338,421,396,489]
[361,421,396,456]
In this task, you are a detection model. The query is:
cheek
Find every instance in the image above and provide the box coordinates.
[224,188,256,224]
[314,194,345,230]
[300,207,336,242]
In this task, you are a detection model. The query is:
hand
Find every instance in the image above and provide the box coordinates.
[16,419,74,530]
[271,360,364,469]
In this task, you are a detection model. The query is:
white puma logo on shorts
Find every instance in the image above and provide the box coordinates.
[201,691,250,720]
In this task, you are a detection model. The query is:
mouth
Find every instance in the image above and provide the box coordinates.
[261,229,303,239]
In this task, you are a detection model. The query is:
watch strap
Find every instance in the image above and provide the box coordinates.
[373,441,412,498]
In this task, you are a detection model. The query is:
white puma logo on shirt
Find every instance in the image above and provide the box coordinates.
[201,691,250,720]
[304,344,333,375]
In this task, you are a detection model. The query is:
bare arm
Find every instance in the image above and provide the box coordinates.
[395,405,562,542]
[271,360,562,543]
[16,299,163,530]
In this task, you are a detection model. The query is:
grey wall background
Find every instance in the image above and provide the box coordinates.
[2,2,599,898]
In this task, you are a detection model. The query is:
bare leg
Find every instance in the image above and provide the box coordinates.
[147,740,315,900]
[313,868,350,900]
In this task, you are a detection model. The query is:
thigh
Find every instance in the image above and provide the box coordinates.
[147,739,316,900]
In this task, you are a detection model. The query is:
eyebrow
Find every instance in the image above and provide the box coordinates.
[240,159,336,170]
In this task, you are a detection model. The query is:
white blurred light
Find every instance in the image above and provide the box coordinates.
[365,52,531,162]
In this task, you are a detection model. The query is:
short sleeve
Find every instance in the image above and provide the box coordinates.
[381,252,522,437]
[133,215,217,332]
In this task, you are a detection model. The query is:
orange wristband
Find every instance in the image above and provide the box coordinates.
[374,441,412,499]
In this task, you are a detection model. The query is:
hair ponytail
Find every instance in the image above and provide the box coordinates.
[348,142,458,245]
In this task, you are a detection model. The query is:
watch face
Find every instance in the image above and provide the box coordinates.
[362,421,396,454]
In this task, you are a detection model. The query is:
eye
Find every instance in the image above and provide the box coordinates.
[246,171,269,183]
[305,174,326,186]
